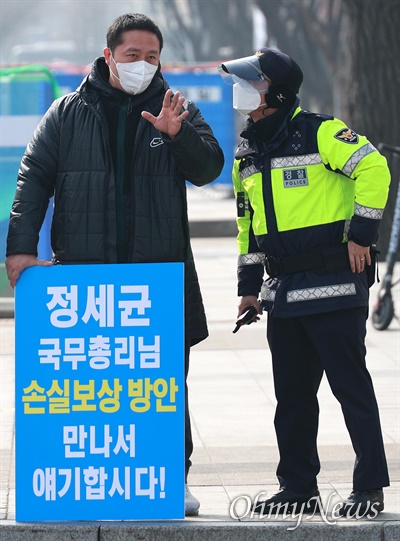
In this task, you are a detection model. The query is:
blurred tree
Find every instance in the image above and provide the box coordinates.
[341,0,400,257]
[147,0,253,63]
[254,0,349,116]
[249,0,400,256]
[151,0,351,126]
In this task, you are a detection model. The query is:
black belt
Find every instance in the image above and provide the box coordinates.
[265,243,350,277]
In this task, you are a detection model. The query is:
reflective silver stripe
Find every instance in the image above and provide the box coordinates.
[239,164,260,181]
[342,143,376,176]
[261,283,276,302]
[238,253,265,266]
[271,153,322,169]
[354,203,384,220]
[344,220,351,235]
[287,283,356,303]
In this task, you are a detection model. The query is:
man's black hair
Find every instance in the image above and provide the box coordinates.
[106,13,163,53]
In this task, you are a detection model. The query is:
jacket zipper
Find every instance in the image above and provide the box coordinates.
[128,115,148,260]
[80,94,115,263]
[262,156,278,237]
[115,101,128,262]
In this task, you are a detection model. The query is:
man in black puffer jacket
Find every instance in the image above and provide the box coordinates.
[6,13,224,516]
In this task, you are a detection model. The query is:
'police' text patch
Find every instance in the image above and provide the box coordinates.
[283,168,308,188]
[334,128,359,144]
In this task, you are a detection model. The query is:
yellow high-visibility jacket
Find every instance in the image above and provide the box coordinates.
[233,105,390,317]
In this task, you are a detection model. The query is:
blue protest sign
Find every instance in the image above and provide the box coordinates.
[15,263,184,521]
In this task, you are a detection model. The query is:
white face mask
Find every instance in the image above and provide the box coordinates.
[111,57,158,95]
[233,80,262,115]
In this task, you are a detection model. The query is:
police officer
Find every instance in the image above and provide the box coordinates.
[219,48,390,517]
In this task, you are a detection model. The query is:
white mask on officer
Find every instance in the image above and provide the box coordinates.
[111,56,158,95]
[233,79,262,115]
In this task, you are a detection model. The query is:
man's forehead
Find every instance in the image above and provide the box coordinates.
[119,30,160,49]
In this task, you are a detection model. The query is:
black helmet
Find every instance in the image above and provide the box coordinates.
[219,47,303,108]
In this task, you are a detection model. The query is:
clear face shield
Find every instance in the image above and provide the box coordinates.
[218,59,270,115]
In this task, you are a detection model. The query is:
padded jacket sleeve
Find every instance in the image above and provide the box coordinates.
[6,99,62,256]
[317,119,391,246]
[161,101,224,186]
[233,158,264,298]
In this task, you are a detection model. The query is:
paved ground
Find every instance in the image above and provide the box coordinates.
[0,186,399,540]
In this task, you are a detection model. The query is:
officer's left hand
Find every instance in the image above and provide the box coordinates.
[141,89,189,138]
[237,295,263,318]
[348,240,371,273]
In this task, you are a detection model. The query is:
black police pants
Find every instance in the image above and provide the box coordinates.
[184,340,193,482]
[267,307,390,493]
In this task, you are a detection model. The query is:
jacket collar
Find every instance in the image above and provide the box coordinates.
[236,98,301,159]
